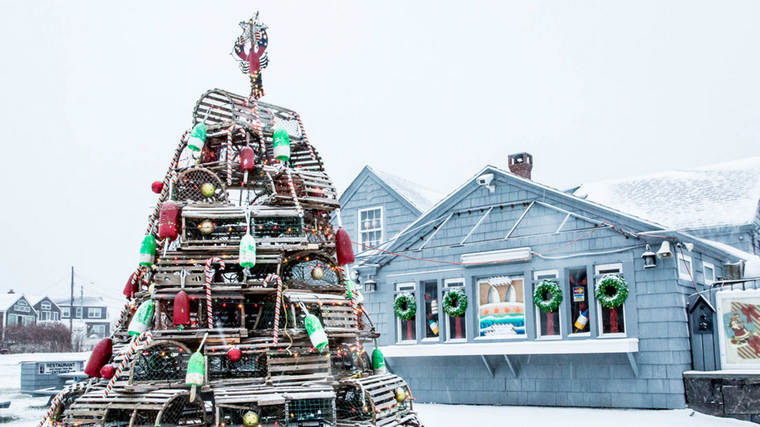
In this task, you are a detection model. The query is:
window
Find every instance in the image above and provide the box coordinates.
[678,253,693,281]
[40,302,51,310]
[358,207,383,249]
[595,264,626,336]
[88,308,102,319]
[422,281,440,340]
[703,262,716,285]
[395,283,417,343]
[568,267,591,336]
[477,276,525,338]
[75,307,83,319]
[52,312,59,321]
[39,311,49,321]
[89,324,106,337]
[61,307,70,318]
[14,300,30,313]
[444,279,467,341]
[533,270,561,338]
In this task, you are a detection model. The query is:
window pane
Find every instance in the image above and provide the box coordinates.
[569,268,591,334]
[479,277,525,337]
[423,282,439,339]
[601,305,625,334]
[396,285,416,342]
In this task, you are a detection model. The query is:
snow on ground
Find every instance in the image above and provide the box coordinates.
[0,353,754,426]
[0,352,87,426]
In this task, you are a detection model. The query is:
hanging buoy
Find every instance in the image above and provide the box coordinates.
[239,233,256,268]
[335,228,354,266]
[128,299,155,336]
[173,290,190,329]
[303,306,328,352]
[187,122,207,152]
[158,201,181,241]
[242,411,259,427]
[372,347,386,374]
[123,271,140,298]
[272,128,290,163]
[185,351,205,401]
[151,181,163,194]
[139,235,156,266]
[240,146,255,184]
[99,364,116,380]
[84,338,112,378]
[227,347,242,362]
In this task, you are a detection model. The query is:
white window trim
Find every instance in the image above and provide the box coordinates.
[678,253,693,281]
[87,308,102,319]
[594,263,626,338]
[357,206,383,249]
[703,261,716,285]
[40,302,51,310]
[443,278,467,342]
[395,282,417,344]
[568,267,591,338]
[533,270,562,340]
[421,281,441,342]
[61,307,70,318]
[75,307,83,318]
[476,276,527,341]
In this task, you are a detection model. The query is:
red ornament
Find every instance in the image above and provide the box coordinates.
[227,347,242,362]
[123,271,140,298]
[158,201,181,241]
[335,228,355,266]
[151,181,164,194]
[85,338,113,378]
[99,364,116,380]
[240,146,256,172]
[173,290,190,328]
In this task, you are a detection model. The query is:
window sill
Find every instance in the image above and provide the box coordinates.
[380,337,639,357]
[421,337,441,343]
[568,332,591,338]
[446,338,467,343]
[598,333,627,339]
[536,335,563,340]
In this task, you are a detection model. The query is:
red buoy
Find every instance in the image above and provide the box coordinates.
[335,228,355,266]
[123,271,140,298]
[240,146,256,172]
[158,201,181,241]
[85,338,113,378]
[173,290,190,328]
[227,347,242,362]
[151,181,164,194]
[100,364,116,380]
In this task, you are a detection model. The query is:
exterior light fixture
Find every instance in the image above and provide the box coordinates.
[642,244,657,269]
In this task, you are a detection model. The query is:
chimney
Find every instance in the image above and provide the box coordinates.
[508,153,533,180]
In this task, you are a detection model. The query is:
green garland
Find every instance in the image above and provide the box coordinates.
[442,290,468,318]
[533,279,563,312]
[394,294,416,320]
[594,274,629,308]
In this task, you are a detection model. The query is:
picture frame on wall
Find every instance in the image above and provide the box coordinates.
[716,289,760,370]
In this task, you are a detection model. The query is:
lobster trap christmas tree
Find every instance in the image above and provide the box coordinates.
[41,12,421,427]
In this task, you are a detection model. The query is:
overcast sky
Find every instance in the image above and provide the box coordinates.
[1,1,759,311]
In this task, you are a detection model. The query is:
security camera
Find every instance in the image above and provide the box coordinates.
[477,174,495,192]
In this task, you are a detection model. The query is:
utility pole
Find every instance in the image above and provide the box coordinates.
[70,266,74,346]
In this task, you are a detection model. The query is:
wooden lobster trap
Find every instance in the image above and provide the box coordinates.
[173,167,229,205]
[127,340,191,389]
[336,374,418,427]
[213,384,336,426]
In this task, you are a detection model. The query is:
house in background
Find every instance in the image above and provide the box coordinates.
[53,296,110,339]
[572,157,760,255]
[32,296,62,323]
[0,293,37,341]
[337,166,443,259]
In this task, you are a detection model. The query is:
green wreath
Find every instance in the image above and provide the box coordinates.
[533,279,563,312]
[394,294,416,320]
[442,290,468,318]
[594,274,629,308]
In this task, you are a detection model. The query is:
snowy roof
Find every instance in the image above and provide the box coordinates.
[53,296,107,307]
[0,293,29,312]
[573,157,760,230]
[368,167,444,213]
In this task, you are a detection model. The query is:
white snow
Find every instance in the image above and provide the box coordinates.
[370,167,445,213]
[415,403,755,426]
[574,157,760,230]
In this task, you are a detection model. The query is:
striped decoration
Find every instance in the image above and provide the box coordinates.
[205,257,226,329]
[102,331,153,398]
[730,301,760,360]
[292,112,317,163]
[251,101,266,157]
[264,273,284,345]
[284,167,304,218]
[146,131,190,236]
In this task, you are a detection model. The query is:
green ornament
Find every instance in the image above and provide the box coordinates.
[128,299,154,336]
[304,309,328,352]
[138,234,156,266]
[272,128,290,163]
[239,233,256,268]
[242,411,259,426]
[185,351,205,386]
[187,122,207,152]
[200,182,215,197]
[533,279,563,313]
[372,347,386,374]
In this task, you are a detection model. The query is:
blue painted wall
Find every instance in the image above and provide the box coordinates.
[357,167,741,409]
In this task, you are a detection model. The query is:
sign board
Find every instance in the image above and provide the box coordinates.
[38,361,81,375]
[716,289,760,370]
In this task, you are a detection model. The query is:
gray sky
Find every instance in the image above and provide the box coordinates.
[1,1,759,311]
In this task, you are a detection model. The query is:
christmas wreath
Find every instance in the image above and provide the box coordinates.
[594,274,629,308]
[442,290,468,318]
[533,279,563,312]
[394,294,416,320]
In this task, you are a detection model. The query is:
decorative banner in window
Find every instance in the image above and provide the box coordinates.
[478,276,525,337]
[716,289,760,370]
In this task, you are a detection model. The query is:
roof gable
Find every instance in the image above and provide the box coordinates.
[0,294,35,313]
[339,166,443,216]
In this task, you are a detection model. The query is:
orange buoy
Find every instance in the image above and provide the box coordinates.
[173,290,190,329]
[85,338,113,378]
[335,228,355,266]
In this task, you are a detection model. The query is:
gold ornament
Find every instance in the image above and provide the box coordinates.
[395,387,406,402]
[198,220,215,235]
[311,266,325,281]
[242,410,259,426]
[201,182,216,197]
